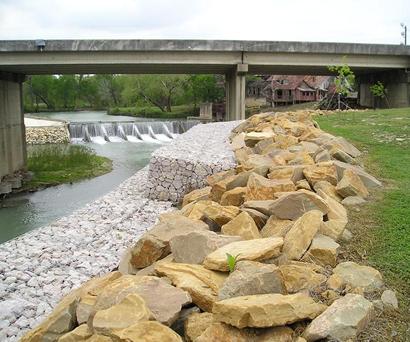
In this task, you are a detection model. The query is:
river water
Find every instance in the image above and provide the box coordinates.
[0,111,169,244]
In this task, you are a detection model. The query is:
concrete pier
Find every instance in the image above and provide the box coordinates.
[0,73,26,191]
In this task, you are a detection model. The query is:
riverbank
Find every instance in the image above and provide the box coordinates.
[108,104,195,119]
[22,145,113,192]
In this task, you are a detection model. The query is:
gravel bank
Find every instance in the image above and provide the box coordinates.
[0,120,239,341]
[0,168,173,341]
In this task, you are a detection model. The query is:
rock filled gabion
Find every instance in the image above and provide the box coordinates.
[20,111,400,342]
[146,121,239,203]
[26,126,70,144]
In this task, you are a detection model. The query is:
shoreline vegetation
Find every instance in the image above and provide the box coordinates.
[315,108,410,338]
[21,144,113,192]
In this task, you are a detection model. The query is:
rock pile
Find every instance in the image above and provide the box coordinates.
[22,111,398,342]
[26,126,70,144]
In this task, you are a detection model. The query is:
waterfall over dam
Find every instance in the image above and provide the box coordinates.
[68,120,199,144]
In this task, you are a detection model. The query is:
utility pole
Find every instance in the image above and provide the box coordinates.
[401,23,407,45]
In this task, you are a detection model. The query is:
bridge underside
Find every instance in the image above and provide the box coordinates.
[0,40,409,186]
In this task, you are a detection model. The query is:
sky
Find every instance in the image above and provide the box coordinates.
[0,0,409,44]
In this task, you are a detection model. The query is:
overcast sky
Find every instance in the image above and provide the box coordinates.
[0,0,409,44]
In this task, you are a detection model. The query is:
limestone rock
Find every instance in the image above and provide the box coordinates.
[331,148,356,164]
[92,294,152,334]
[129,215,209,268]
[313,180,342,202]
[242,200,276,216]
[303,164,338,186]
[155,262,227,312]
[302,234,340,267]
[304,294,374,341]
[210,174,238,202]
[333,161,381,188]
[319,219,347,241]
[269,190,329,220]
[282,210,323,260]
[213,293,326,328]
[315,149,331,163]
[203,237,283,271]
[260,217,292,238]
[58,324,92,342]
[184,312,214,342]
[195,322,249,342]
[221,211,261,240]
[381,289,399,309]
[332,261,384,292]
[279,263,327,293]
[241,207,269,229]
[218,261,285,300]
[268,165,305,183]
[187,200,241,227]
[336,169,369,198]
[182,187,211,207]
[242,154,276,170]
[111,321,183,342]
[245,173,296,201]
[220,186,247,206]
[245,131,275,147]
[230,132,246,150]
[170,230,241,264]
[206,169,236,186]
[94,275,191,326]
[296,179,312,191]
[342,195,367,206]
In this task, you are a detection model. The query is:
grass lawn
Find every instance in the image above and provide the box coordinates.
[24,144,112,190]
[315,108,410,340]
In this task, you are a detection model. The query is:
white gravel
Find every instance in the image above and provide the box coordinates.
[0,168,173,341]
[0,120,240,341]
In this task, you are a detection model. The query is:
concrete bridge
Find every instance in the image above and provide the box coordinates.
[1,39,410,188]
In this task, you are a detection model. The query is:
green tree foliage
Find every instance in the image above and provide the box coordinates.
[23,74,225,112]
[328,63,356,96]
[370,81,390,108]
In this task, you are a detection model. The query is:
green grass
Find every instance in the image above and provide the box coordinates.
[315,108,410,339]
[24,144,112,190]
[108,104,195,119]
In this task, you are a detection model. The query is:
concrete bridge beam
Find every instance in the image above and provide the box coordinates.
[225,64,248,121]
[0,72,26,185]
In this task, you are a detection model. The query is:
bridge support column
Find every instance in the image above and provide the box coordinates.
[0,72,26,192]
[358,69,410,108]
[225,64,248,121]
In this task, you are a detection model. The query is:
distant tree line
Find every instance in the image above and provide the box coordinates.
[23,74,225,112]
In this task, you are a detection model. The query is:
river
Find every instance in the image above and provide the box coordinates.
[0,111,178,244]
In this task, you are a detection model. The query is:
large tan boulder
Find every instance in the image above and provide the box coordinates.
[245,173,296,201]
[331,262,383,292]
[213,293,326,328]
[268,165,305,183]
[333,161,382,188]
[195,322,250,342]
[182,187,211,207]
[303,164,338,186]
[187,200,240,227]
[242,199,276,216]
[319,219,347,241]
[184,312,214,342]
[92,294,152,334]
[268,190,329,220]
[220,186,247,206]
[21,272,122,342]
[203,237,283,272]
[218,261,286,300]
[221,211,261,240]
[302,234,340,267]
[336,169,369,198]
[129,214,209,269]
[93,275,191,326]
[279,262,327,293]
[111,321,183,342]
[206,169,236,186]
[58,324,93,342]
[155,262,227,312]
[282,210,323,260]
[260,217,293,238]
[313,180,343,202]
[230,132,246,150]
[304,294,374,341]
[245,131,275,147]
[170,230,241,264]
[242,154,276,170]
[241,207,269,229]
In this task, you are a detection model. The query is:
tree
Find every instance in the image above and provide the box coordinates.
[328,62,356,110]
[27,75,57,110]
[53,75,79,109]
[370,81,390,108]
[96,75,123,106]
[187,75,224,107]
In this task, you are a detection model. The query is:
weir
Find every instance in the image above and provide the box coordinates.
[67,120,199,144]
